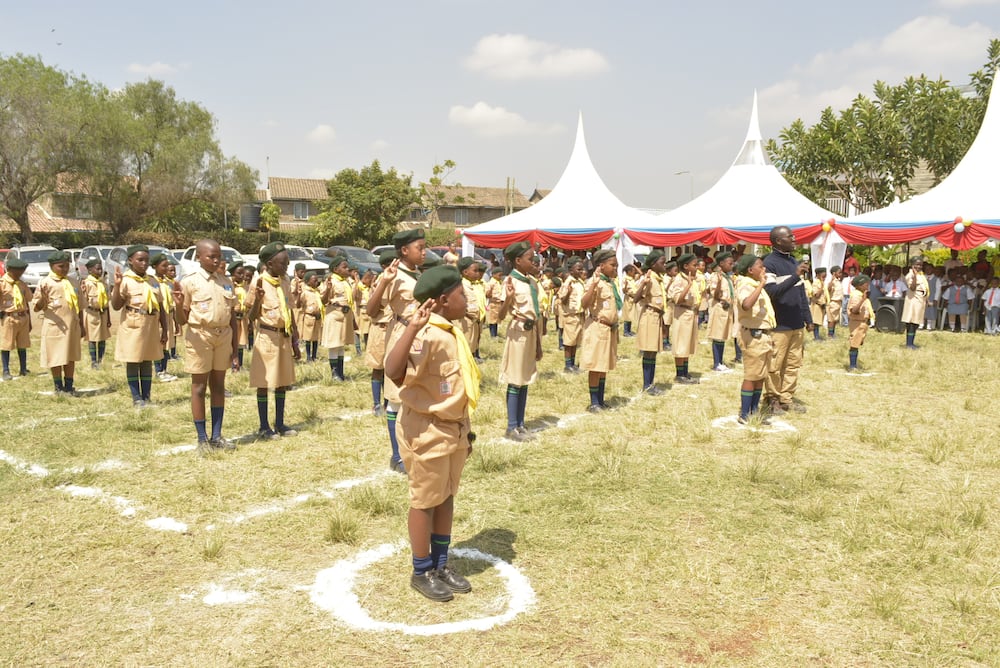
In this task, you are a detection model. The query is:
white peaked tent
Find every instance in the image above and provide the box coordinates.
[844,80,1000,249]
[461,114,654,254]
[622,92,844,270]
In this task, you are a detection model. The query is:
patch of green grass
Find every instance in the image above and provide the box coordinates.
[323,507,360,545]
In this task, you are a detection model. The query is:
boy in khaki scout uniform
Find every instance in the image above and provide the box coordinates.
[661,260,679,349]
[367,230,425,473]
[32,251,83,394]
[668,253,700,384]
[80,258,111,370]
[291,262,307,346]
[355,269,374,351]
[578,249,620,412]
[734,254,776,424]
[229,261,250,369]
[175,239,239,453]
[384,264,479,602]
[707,252,736,373]
[499,241,543,441]
[485,270,504,338]
[297,270,325,363]
[847,273,873,372]
[458,257,486,361]
[557,256,585,374]
[321,255,355,381]
[633,250,667,394]
[621,263,639,337]
[1,258,32,380]
[363,250,397,418]
[150,253,179,382]
[247,242,301,439]
[827,266,844,338]
[810,267,828,341]
[111,245,167,407]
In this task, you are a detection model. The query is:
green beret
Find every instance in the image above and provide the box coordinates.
[259,242,285,262]
[84,258,102,269]
[909,255,925,266]
[735,254,761,276]
[676,253,697,269]
[227,260,244,274]
[125,244,148,258]
[304,270,323,281]
[392,228,425,249]
[714,251,733,263]
[378,249,397,266]
[149,253,169,266]
[329,255,348,269]
[664,260,677,270]
[708,261,718,271]
[592,249,615,266]
[48,251,71,264]
[551,277,563,288]
[414,265,463,302]
[642,250,664,271]
[294,262,306,271]
[422,256,442,269]
[504,241,532,263]
[814,267,827,275]
[565,255,584,267]
[457,256,476,272]
[5,258,28,270]
[852,274,871,288]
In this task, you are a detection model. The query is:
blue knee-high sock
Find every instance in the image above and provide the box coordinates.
[88,342,97,364]
[905,331,915,346]
[589,384,600,406]
[387,410,401,462]
[506,385,520,431]
[210,406,224,440]
[18,348,28,371]
[712,341,723,367]
[354,334,362,354]
[329,358,337,377]
[257,392,270,431]
[642,354,656,387]
[274,390,286,430]
[53,375,64,392]
[813,327,822,341]
[237,348,244,367]
[412,554,434,576]
[194,420,208,442]
[371,378,382,407]
[430,533,451,570]
[733,339,742,361]
[597,377,606,405]
[675,360,684,378]
[139,361,153,400]
[63,376,74,391]
[740,389,754,419]
[849,348,859,368]
[1,350,9,374]
[564,354,574,370]
[335,357,345,379]
[828,326,835,337]
[161,351,170,373]
[751,388,762,414]
[126,362,141,401]
[489,323,498,338]
[517,385,528,427]
[310,341,318,360]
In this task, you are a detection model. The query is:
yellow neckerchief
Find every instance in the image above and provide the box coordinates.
[51,274,79,313]
[307,284,326,319]
[126,270,159,313]
[736,275,776,328]
[428,314,481,411]
[694,273,707,308]
[331,273,354,309]
[86,274,108,310]
[234,283,247,311]
[465,277,487,320]
[358,283,370,308]
[157,275,174,313]
[261,272,292,335]
[4,274,25,310]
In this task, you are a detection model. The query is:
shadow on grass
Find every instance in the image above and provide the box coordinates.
[455,527,519,573]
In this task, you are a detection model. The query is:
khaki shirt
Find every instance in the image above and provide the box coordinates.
[385,268,419,322]
[0,275,31,313]
[502,272,539,321]
[558,278,585,314]
[668,273,696,308]
[585,277,620,325]
[246,273,293,330]
[399,313,468,423]
[180,267,234,328]
[736,277,776,330]
[847,290,870,323]
[120,271,161,314]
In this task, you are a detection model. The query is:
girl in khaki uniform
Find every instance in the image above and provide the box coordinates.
[364,250,396,417]
[499,241,543,441]
[661,261,678,349]
[355,270,373,350]
[485,271,504,338]
[111,245,167,406]
[366,230,425,473]
[247,242,300,439]
[458,257,486,360]
[297,270,324,362]
[668,253,700,384]
[557,257,585,373]
[229,262,249,369]
[734,255,776,423]
[579,249,620,412]
[1,259,32,379]
[634,250,667,393]
[322,256,355,381]
[901,256,929,349]
[847,274,873,372]
[827,266,844,338]
[707,252,736,373]
[810,268,828,341]
[80,259,111,370]
[621,264,639,337]
[151,254,179,382]
[33,251,83,394]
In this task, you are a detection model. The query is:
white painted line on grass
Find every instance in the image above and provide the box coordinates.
[825,369,877,377]
[310,541,535,635]
[54,412,116,423]
[203,584,258,606]
[145,517,189,532]
[711,415,798,433]
[57,484,141,518]
[0,449,51,477]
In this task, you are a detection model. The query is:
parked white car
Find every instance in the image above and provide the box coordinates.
[273,244,327,277]
[178,245,244,280]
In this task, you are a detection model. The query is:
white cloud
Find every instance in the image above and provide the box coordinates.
[308,168,336,179]
[463,34,609,80]
[262,119,279,128]
[448,102,565,137]
[934,0,1000,7]
[371,139,389,151]
[127,61,178,77]
[307,124,336,143]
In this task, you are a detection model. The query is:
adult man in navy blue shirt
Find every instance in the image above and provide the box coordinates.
[762,226,813,414]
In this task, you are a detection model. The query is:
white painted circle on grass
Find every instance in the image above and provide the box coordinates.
[310,541,535,636]
[712,415,797,433]
[825,369,876,377]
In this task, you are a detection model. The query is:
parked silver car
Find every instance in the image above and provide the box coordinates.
[104,245,174,279]
[8,244,59,289]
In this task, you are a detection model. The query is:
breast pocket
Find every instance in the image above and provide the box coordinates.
[435,360,461,397]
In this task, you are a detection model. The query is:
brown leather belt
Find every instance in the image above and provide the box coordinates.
[258,323,289,337]
[0,311,27,319]
[126,306,157,316]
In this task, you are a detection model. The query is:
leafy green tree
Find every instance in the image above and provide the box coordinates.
[419,159,476,227]
[0,54,96,242]
[313,160,417,246]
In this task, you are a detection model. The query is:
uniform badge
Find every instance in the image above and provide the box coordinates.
[410,340,423,354]
[439,380,452,396]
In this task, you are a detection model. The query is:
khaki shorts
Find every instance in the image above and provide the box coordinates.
[738,328,774,381]
[397,409,469,510]
[0,314,30,350]
[849,321,868,348]
[183,324,233,374]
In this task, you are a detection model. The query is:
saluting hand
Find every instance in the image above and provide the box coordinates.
[410,298,434,329]
[172,280,184,308]
[504,275,514,294]
[255,276,265,299]
[113,266,123,288]
[382,259,399,281]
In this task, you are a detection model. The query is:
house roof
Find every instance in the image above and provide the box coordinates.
[529,188,552,202]
[0,203,107,234]
[254,188,269,202]
[420,184,529,209]
[268,177,328,201]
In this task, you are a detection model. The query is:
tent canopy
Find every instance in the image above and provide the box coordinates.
[462,114,652,250]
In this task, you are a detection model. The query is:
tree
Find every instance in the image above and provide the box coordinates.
[766,39,1000,213]
[313,160,417,246]
[419,159,476,227]
[0,55,96,242]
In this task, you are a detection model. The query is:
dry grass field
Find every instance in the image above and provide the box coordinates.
[2,316,1000,666]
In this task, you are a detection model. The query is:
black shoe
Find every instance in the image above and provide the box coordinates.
[133,399,146,408]
[787,403,807,414]
[504,429,529,442]
[275,426,298,437]
[197,440,215,457]
[410,571,454,602]
[767,402,786,415]
[643,385,664,396]
[373,405,384,417]
[256,428,280,441]
[19,368,30,376]
[389,458,407,474]
[674,375,697,385]
[436,565,472,593]
[684,375,700,384]
[516,426,536,441]
[587,404,603,414]
[1,372,11,381]
[91,362,100,371]
[210,437,237,451]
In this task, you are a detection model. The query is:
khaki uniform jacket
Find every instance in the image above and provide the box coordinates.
[322,275,355,349]
[115,272,163,363]
[706,271,736,341]
[297,287,324,342]
[558,277,585,346]
[383,267,420,403]
[668,273,698,357]
[499,272,541,386]
[579,276,619,373]
[246,273,295,389]
[34,274,82,367]
[635,271,666,353]
[79,276,111,342]
[0,275,32,350]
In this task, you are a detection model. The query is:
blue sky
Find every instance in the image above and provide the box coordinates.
[2,0,999,210]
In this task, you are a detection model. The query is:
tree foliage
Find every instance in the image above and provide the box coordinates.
[419,159,476,226]
[313,160,417,247]
[766,39,1000,214]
